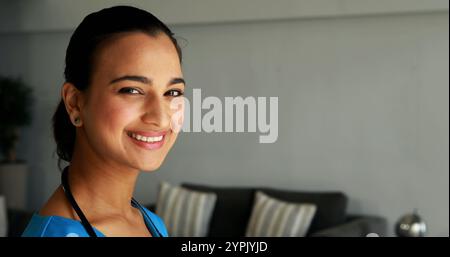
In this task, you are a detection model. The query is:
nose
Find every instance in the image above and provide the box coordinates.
[141,94,171,129]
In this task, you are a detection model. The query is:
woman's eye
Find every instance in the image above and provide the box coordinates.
[119,87,142,95]
[165,89,184,97]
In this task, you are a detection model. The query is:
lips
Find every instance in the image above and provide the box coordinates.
[126,130,168,150]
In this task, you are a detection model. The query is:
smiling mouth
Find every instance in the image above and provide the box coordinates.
[127,131,164,143]
[126,131,167,150]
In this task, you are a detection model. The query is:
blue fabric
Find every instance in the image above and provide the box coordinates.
[21,202,169,237]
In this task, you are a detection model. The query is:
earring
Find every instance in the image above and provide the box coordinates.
[74,117,81,126]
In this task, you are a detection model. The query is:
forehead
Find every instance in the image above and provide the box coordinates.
[92,32,182,81]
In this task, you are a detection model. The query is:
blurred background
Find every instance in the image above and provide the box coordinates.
[0,0,448,237]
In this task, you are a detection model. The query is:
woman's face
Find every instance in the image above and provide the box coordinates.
[78,32,184,172]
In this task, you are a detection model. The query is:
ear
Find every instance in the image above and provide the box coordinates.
[61,82,84,127]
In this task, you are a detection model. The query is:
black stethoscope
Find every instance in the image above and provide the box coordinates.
[61,166,162,237]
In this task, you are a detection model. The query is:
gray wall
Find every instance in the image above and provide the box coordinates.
[0,9,448,236]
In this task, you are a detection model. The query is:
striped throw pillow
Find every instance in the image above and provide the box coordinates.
[245,191,317,237]
[155,181,217,237]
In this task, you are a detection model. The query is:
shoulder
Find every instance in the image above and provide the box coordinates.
[141,207,169,237]
[38,186,76,218]
[21,213,102,237]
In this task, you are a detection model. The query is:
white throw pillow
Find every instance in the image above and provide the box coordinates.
[245,191,317,237]
[0,195,7,237]
[155,181,217,237]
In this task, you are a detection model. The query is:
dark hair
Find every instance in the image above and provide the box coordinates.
[53,6,183,170]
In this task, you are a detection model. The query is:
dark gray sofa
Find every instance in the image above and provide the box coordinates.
[147,182,387,237]
[7,208,34,237]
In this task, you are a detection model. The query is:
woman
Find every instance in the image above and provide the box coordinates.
[22,6,185,237]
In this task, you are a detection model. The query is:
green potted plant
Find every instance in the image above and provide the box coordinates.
[0,75,34,210]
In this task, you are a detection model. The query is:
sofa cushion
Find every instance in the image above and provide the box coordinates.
[259,188,348,234]
[246,191,317,237]
[156,181,217,237]
[181,183,255,237]
[0,196,7,237]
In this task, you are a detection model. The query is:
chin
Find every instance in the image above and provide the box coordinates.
[138,161,164,172]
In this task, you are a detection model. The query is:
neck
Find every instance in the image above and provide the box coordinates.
[66,135,140,218]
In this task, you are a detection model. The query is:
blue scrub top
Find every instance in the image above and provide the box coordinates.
[21,201,169,237]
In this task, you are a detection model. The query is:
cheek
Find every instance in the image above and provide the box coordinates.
[169,131,178,144]
[86,95,138,134]
[166,129,180,153]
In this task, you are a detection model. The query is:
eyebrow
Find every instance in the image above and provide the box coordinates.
[109,75,185,87]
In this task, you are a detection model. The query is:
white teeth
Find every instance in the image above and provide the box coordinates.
[130,133,163,143]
